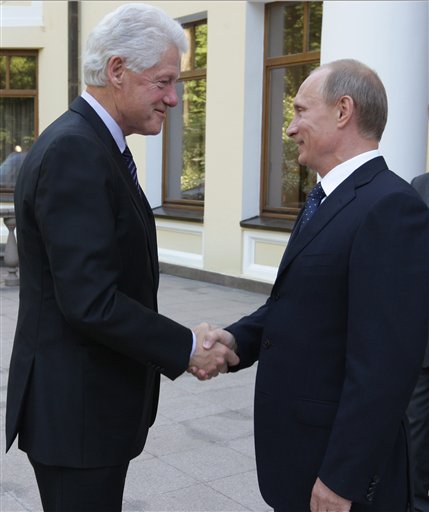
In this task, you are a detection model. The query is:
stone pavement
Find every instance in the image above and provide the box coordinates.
[0,269,273,512]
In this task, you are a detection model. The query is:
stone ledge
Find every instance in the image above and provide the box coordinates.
[159,262,272,295]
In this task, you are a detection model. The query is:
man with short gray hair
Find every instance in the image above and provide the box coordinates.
[200,59,429,512]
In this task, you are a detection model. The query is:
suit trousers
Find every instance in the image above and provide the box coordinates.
[29,456,130,512]
[407,367,429,512]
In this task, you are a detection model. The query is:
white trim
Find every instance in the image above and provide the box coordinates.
[155,219,204,269]
[157,248,203,269]
[242,230,289,283]
[144,132,163,207]
[241,2,265,220]
[1,1,43,27]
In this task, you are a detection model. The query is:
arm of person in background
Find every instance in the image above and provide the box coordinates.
[188,327,238,380]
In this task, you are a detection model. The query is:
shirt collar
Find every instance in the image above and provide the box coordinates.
[81,90,126,153]
[321,149,381,197]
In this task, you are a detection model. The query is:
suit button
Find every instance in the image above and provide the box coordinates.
[366,475,380,501]
[262,339,272,349]
[272,292,280,301]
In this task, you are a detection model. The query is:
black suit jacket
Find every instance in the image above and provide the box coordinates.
[227,157,429,511]
[411,173,429,368]
[6,97,193,468]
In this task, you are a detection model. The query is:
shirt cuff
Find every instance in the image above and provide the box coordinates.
[190,331,196,360]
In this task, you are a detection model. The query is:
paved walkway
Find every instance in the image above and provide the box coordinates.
[0,270,272,512]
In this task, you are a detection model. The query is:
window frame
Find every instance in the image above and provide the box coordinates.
[0,49,38,200]
[260,2,321,220]
[161,18,207,213]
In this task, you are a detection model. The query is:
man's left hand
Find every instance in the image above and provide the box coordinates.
[310,477,352,512]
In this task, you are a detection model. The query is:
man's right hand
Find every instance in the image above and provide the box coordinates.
[188,326,238,380]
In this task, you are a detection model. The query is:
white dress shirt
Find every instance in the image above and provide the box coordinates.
[320,150,381,198]
[81,90,126,153]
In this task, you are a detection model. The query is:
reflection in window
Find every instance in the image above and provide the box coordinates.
[0,99,34,189]
[0,51,37,196]
[262,2,322,218]
[10,56,37,89]
[267,64,317,211]
[164,20,207,208]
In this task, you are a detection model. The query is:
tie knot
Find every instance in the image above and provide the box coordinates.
[307,181,325,203]
[297,181,326,234]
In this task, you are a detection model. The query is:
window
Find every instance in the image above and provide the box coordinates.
[261,2,322,219]
[162,19,207,211]
[0,50,38,199]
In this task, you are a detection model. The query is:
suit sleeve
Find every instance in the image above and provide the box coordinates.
[318,191,429,503]
[34,134,192,380]
[226,298,271,370]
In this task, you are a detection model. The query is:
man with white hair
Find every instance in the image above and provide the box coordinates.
[6,4,238,511]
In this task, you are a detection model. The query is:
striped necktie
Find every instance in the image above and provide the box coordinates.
[122,146,141,195]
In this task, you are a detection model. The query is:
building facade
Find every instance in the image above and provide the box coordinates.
[1,0,428,288]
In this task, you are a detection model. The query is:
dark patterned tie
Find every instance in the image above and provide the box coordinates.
[122,145,141,195]
[298,181,326,233]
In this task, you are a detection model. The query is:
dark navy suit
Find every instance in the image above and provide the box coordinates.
[6,96,192,470]
[408,173,429,512]
[228,157,429,511]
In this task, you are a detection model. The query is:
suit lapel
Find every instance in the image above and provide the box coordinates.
[121,163,159,289]
[69,97,159,287]
[277,157,388,277]
[111,149,160,287]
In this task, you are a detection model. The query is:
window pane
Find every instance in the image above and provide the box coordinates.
[265,64,317,211]
[181,27,192,72]
[182,79,206,200]
[308,2,323,51]
[194,23,207,69]
[0,56,6,89]
[268,2,304,57]
[0,97,35,189]
[10,56,36,89]
[166,79,206,202]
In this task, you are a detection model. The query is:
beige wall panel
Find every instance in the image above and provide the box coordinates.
[156,220,203,268]
[158,229,202,254]
[157,227,202,254]
[242,230,289,283]
[2,1,69,131]
[38,1,69,130]
[80,1,215,45]
[254,240,284,268]
[202,2,248,276]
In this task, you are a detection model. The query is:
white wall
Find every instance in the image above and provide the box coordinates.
[322,1,429,182]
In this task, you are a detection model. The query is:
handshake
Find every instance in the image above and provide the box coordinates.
[188,323,239,381]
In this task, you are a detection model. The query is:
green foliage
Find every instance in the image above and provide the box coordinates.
[281,64,318,204]
[180,22,207,200]
[195,23,207,69]
[180,79,206,199]
[10,56,37,90]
